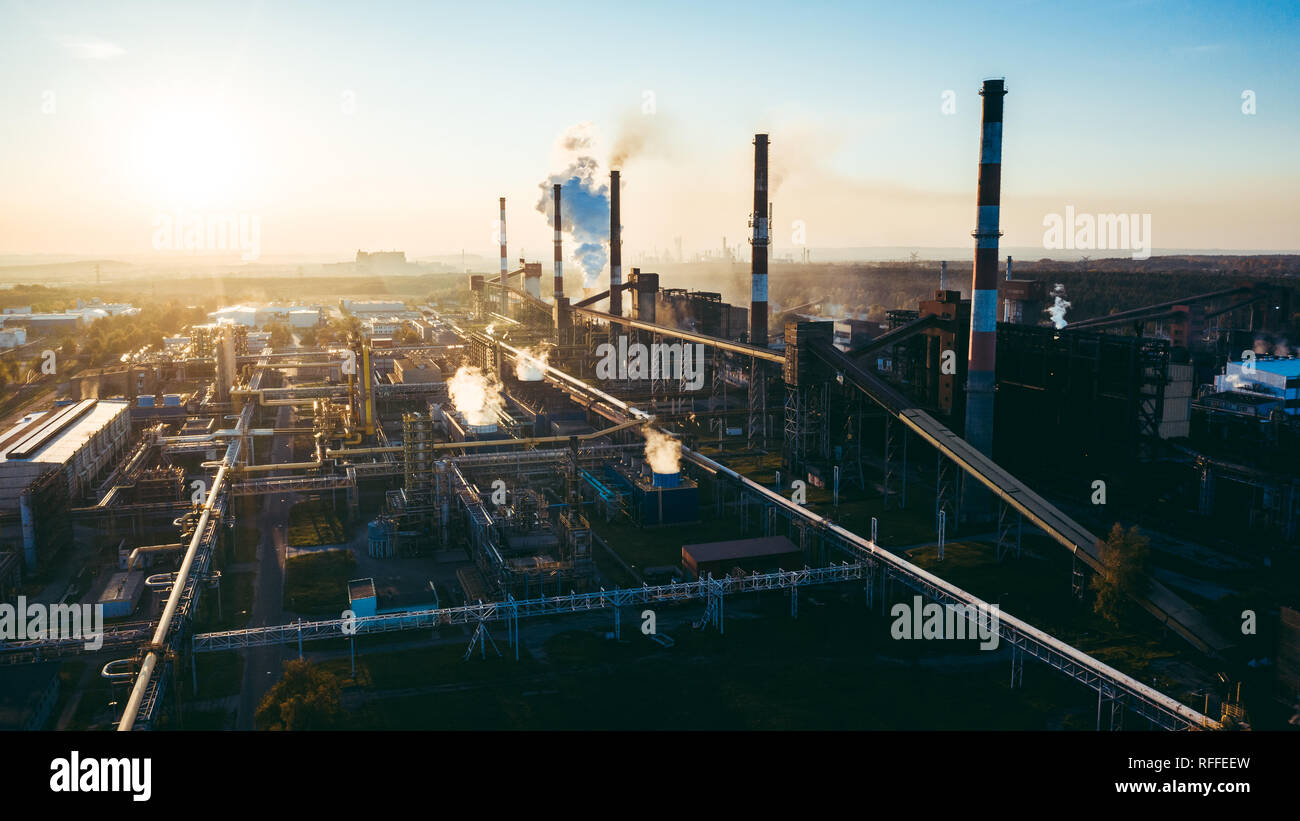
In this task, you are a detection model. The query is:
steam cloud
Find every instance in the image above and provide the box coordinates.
[1047,283,1071,330]
[537,126,610,289]
[514,344,551,381]
[642,426,682,475]
[447,365,504,426]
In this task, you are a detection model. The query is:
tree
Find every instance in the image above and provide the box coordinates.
[393,324,420,345]
[255,659,343,730]
[1090,524,1151,627]
[265,321,292,349]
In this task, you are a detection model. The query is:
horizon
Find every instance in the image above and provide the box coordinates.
[2,0,1297,263]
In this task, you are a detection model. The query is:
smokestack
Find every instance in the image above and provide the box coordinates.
[939,260,947,291]
[552,183,563,300]
[634,269,657,323]
[523,262,542,299]
[964,78,1007,461]
[750,134,769,345]
[610,170,622,316]
[499,197,508,311]
[1005,255,1012,281]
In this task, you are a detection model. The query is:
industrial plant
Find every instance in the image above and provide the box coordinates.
[0,68,1297,742]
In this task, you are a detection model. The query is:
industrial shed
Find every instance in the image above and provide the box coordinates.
[681,535,803,580]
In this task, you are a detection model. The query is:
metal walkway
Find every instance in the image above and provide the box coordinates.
[191,563,866,651]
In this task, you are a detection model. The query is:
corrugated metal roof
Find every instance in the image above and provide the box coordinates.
[0,400,129,466]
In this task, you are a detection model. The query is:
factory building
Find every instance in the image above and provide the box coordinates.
[354,250,411,275]
[342,299,408,315]
[392,356,442,385]
[1214,357,1300,415]
[0,327,27,349]
[682,535,803,580]
[657,289,749,341]
[0,399,131,569]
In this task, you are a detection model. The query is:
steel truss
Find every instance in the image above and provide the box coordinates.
[748,359,766,451]
[996,501,1022,561]
[890,568,1201,731]
[935,452,958,535]
[192,563,867,653]
[883,416,908,510]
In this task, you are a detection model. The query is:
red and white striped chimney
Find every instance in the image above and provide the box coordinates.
[750,134,769,345]
[499,197,508,312]
[552,183,563,300]
[964,78,1007,459]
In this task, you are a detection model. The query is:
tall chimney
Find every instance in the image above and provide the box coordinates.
[939,260,947,291]
[964,78,1007,461]
[750,134,769,345]
[609,170,622,316]
[1005,255,1013,281]
[499,197,508,312]
[552,183,563,300]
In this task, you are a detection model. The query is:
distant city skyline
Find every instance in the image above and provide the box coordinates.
[1,0,1297,263]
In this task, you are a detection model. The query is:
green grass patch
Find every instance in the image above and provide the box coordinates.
[201,571,255,630]
[287,500,346,547]
[284,550,357,616]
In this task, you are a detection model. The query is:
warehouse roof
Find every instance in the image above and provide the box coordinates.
[1230,357,1300,378]
[683,535,800,563]
[0,399,129,466]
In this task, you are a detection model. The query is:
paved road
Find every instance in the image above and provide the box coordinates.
[235,404,296,729]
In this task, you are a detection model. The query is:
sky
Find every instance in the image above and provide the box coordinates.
[0,0,1297,265]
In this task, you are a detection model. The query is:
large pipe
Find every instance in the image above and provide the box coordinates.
[118,459,230,731]
[750,134,769,346]
[609,170,622,316]
[552,183,563,300]
[963,78,1006,465]
[499,197,508,313]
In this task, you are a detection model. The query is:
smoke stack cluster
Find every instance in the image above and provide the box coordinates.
[609,170,622,316]
[750,134,769,346]
[552,183,563,300]
[499,198,508,311]
[963,78,1006,460]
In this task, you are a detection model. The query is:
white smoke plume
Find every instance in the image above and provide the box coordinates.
[1047,283,1071,330]
[538,124,610,289]
[642,426,682,474]
[447,365,504,426]
[514,343,551,381]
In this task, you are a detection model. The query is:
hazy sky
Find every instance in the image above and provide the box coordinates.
[1,0,1297,264]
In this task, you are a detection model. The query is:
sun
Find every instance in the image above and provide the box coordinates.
[127,103,251,209]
